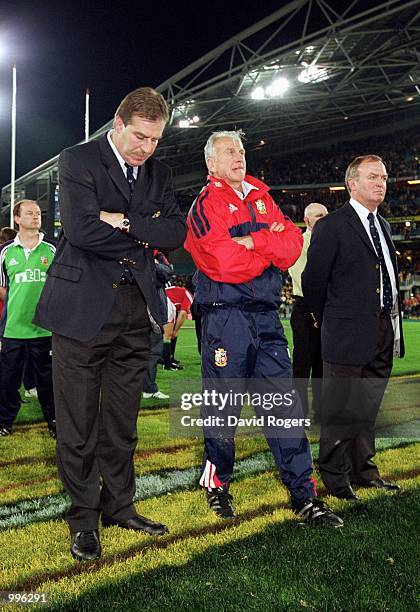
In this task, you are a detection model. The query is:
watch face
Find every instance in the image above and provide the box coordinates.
[121,219,130,229]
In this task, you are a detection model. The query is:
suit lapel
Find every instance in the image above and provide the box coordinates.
[344,202,377,257]
[98,135,131,203]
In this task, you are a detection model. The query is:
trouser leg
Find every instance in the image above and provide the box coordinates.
[98,294,150,520]
[319,361,362,490]
[143,332,162,394]
[22,346,36,390]
[199,308,250,488]
[0,338,25,429]
[309,325,323,420]
[28,337,55,424]
[350,313,393,484]
[253,311,315,505]
[53,332,104,532]
[291,300,312,417]
[53,284,150,532]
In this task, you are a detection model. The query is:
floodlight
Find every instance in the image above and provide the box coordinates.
[251,87,265,100]
[266,77,289,97]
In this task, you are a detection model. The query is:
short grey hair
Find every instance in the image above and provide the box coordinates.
[345,155,385,193]
[204,130,245,164]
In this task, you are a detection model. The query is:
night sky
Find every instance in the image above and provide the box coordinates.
[0,0,286,190]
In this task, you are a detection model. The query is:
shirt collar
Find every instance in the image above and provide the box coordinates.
[350,197,378,220]
[233,180,258,200]
[14,232,44,250]
[107,130,138,178]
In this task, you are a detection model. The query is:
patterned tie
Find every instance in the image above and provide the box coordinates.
[125,164,135,196]
[367,212,393,313]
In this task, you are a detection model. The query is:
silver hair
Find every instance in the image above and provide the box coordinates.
[204,130,245,164]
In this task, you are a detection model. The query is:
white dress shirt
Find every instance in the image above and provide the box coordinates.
[107,131,139,180]
[349,197,397,308]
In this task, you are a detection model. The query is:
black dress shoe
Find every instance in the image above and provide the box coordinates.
[70,530,101,562]
[329,485,359,501]
[361,478,400,491]
[102,514,168,535]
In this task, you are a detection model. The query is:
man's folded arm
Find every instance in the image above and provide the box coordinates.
[58,149,145,260]
[251,200,303,270]
[185,196,271,283]
[125,170,187,251]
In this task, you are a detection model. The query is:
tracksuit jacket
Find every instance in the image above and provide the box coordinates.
[184,174,302,306]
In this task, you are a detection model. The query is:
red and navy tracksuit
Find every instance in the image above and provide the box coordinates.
[185,175,316,506]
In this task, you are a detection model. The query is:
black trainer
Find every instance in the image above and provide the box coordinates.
[0,426,12,437]
[206,486,235,519]
[294,498,344,527]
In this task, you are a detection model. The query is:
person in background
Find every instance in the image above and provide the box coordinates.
[0,202,56,438]
[288,203,328,422]
[143,251,172,400]
[165,280,194,367]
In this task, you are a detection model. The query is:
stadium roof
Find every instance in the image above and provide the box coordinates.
[3,0,420,198]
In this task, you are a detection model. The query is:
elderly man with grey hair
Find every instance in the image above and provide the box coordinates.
[289,203,328,422]
[184,130,343,527]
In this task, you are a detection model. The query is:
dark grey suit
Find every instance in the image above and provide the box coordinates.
[34,135,186,531]
[302,202,404,490]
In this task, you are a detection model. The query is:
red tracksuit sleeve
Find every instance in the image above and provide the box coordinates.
[184,190,271,283]
[250,197,303,270]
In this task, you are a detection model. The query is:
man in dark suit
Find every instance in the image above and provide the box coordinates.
[288,202,328,421]
[302,155,404,502]
[34,87,186,561]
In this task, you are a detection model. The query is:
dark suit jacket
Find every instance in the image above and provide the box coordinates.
[301,202,404,365]
[34,135,186,341]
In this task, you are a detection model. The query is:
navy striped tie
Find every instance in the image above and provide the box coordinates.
[125,164,135,197]
[367,212,393,313]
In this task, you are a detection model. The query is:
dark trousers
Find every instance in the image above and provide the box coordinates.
[319,311,394,490]
[0,336,55,429]
[143,332,163,394]
[200,308,315,505]
[290,297,323,418]
[52,284,151,533]
[22,347,36,390]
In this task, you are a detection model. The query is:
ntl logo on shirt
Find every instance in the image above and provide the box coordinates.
[14,269,47,283]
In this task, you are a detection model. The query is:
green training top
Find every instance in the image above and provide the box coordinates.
[0,233,55,339]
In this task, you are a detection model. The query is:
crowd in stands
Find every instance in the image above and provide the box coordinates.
[247,131,420,222]
[268,185,420,223]
[256,131,420,186]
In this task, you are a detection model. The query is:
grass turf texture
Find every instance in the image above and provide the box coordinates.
[0,446,419,611]
[1,319,418,610]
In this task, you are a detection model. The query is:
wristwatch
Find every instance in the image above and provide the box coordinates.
[118,218,130,232]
